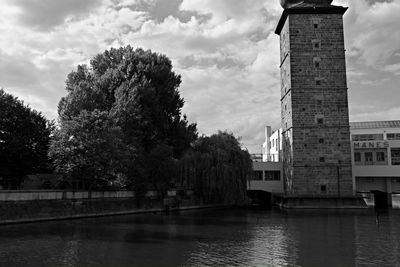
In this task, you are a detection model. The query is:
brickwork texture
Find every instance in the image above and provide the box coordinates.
[279,6,353,196]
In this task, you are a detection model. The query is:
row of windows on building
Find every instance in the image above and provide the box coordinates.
[352,133,400,141]
[354,148,400,165]
[251,171,281,181]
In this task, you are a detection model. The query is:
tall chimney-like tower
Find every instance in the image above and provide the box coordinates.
[275,0,354,196]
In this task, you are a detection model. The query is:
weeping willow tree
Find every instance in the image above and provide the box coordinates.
[176,131,252,205]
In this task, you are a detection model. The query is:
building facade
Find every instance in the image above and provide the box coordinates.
[350,121,400,207]
[275,1,353,196]
[256,120,400,207]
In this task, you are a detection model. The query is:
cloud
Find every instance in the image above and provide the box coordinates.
[383,63,400,75]
[342,0,400,69]
[0,0,399,153]
[1,0,100,31]
[350,106,400,123]
[0,0,149,120]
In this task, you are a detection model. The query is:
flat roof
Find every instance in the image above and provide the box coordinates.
[350,120,400,130]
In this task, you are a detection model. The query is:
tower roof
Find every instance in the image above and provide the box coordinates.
[280,0,333,9]
[275,4,348,35]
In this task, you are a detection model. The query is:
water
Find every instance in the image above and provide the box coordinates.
[0,208,399,267]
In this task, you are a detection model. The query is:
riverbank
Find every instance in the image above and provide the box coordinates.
[0,190,231,225]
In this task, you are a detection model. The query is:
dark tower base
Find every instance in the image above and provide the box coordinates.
[275,195,367,209]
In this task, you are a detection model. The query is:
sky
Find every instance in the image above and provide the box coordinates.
[0,0,399,153]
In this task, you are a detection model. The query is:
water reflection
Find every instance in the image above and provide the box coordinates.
[354,211,400,267]
[0,209,399,266]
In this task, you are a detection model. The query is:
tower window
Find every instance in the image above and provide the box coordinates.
[316,80,321,86]
[321,185,327,192]
[312,40,321,50]
[319,138,324,144]
[313,57,321,69]
[320,157,325,162]
[314,23,319,29]
[315,115,325,125]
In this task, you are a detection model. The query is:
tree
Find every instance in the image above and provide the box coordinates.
[58,46,197,157]
[177,131,252,205]
[49,110,133,190]
[0,89,52,189]
[52,46,197,192]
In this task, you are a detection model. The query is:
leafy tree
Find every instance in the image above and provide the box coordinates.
[52,46,197,192]
[49,110,133,190]
[58,46,197,157]
[0,89,52,188]
[177,131,252,205]
[146,143,176,196]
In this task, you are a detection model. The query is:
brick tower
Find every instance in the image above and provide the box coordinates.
[275,0,354,197]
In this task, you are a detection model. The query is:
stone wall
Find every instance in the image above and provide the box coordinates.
[0,190,207,224]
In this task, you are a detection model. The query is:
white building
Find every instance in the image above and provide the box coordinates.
[262,126,282,163]
[350,121,400,207]
[250,120,400,208]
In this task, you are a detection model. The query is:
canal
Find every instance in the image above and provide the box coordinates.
[0,208,399,267]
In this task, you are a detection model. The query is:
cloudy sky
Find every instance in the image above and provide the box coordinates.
[0,0,399,153]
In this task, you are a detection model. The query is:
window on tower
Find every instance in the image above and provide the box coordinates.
[313,57,321,69]
[312,40,321,50]
[315,115,325,125]
[320,185,327,193]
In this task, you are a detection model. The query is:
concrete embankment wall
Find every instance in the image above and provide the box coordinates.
[0,190,227,225]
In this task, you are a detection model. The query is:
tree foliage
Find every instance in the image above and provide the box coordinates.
[50,46,250,205]
[177,131,252,205]
[49,110,133,190]
[0,89,52,188]
[51,46,197,190]
[58,46,197,157]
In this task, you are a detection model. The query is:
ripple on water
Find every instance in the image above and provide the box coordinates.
[0,209,400,267]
